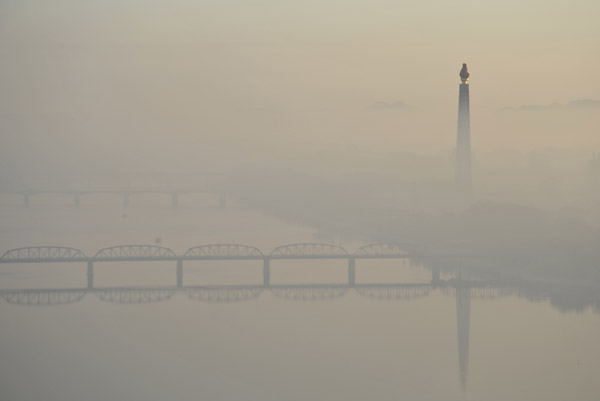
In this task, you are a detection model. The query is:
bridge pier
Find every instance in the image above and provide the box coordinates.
[74,193,81,206]
[348,257,356,285]
[176,259,183,288]
[263,258,270,286]
[123,193,130,207]
[171,193,179,209]
[87,261,94,289]
[219,193,226,208]
[24,194,30,208]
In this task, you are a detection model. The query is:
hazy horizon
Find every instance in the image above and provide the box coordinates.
[2,0,599,176]
[1,2,600,400]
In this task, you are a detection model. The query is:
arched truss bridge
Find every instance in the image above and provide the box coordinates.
[0,242,428,263]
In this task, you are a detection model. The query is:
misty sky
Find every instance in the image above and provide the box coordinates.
[1,0,599,173]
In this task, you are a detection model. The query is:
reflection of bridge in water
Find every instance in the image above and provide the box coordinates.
[0,243,511,391]
[0,243,453,288]
[0,280,505,392]
[0,282,509,306]
[3,245,598,392]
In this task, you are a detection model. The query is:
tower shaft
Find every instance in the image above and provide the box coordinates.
[456,83,471,192]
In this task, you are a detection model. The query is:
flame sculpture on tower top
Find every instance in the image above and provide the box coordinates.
[460,63,470,84]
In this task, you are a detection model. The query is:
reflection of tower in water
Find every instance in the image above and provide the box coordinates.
[456,283,471,391]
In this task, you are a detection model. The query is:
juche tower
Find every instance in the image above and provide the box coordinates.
[456,63,471,193]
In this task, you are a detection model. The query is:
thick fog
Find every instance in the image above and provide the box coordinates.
[1,1,600,400]
[2,0,599,173]
[3,0,599,266]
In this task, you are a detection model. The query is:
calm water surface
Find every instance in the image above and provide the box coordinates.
[1,199,599,401]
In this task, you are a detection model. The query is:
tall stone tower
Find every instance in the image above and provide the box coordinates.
[456,63,472,193]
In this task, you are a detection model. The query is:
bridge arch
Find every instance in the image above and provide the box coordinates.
[270,243,348,258]
[352,242,426,258]
[1,246,87,261]
[184,244,263,259]
[93,245,176,259]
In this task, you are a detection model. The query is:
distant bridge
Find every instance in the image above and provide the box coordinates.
[1,187,226,208]
[1,170,229,207]
[0,243,443,287]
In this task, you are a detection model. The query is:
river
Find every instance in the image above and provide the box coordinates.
[1,198,599,401]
